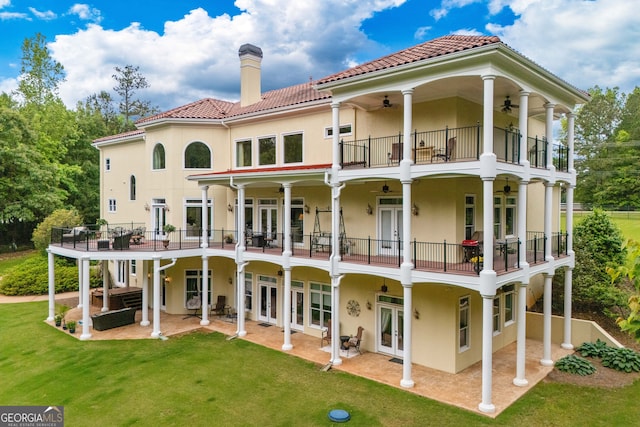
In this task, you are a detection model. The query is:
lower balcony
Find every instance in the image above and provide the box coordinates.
[50,226,568,276]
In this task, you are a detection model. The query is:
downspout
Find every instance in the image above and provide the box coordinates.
[157,258,177,273]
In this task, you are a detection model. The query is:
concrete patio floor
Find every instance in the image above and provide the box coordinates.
[46,294,573,418]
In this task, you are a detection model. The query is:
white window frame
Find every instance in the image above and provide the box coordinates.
[282,131,303,164]
[183,141,212,169]
[184,198,213,239]
[130,260,137,276]
[257,135,276,166]
[309,282,331,329]
[504,285,515,326]
[493,295,501,335]
[505,196,517,236]
[116,260,126,286]
[130,175,136,201]
[244,272,253,312]
[235,138,252,168]
[105,157,111,171]
[108,199,117,213]
[185,270,211,308]
[459,296,470,352]
[324,124,352,138]
[465,194,476,240]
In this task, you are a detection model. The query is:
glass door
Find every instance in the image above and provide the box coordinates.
[377,302,404,357]
[258,276,278,324]
[152,198,167,239]
[378,201,403,255]
[258,199,278,246]
[291,288,304,331]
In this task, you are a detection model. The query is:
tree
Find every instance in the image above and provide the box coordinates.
[571,210,627,315]
[0,107,63,226]
[112,65,158,130]
[16,33,65,106]
[607,240,640,343]
[31,208,83,254]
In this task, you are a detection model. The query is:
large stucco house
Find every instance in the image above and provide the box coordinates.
[47,35,589,413]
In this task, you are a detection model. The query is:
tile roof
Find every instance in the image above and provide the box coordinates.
[137,35,500,126]
[317,35,501,85]
[137,81,330,125]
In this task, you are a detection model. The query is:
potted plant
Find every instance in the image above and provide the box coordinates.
[95,218,108,238]
[470,256,484,273]
[55,304,70,329]
[224,234,234,244]
[67,320,77,334]
[163,224,176,249]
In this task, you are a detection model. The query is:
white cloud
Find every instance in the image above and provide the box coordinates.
[431,0,480,21]
[487,0,640,93]
[0,11,29,20]
[414,26,432,40]
[68,4,102,23]
[0,0,10,8]
[52,1,407,110]
[29,7,56,20]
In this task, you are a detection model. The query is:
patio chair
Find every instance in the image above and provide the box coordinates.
[432,136,456,162]
[321,319,332,347]
[347,326,364,355]
[183,295,201,319]
[210,295,227,316]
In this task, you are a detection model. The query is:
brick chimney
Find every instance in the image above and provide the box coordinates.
[238,44,263,107]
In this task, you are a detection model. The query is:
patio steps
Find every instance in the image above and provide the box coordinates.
[120,293,142,310]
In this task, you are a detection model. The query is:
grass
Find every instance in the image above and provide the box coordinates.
[0,250,38,277]
[0,302,639,426]
[563,211,640,241]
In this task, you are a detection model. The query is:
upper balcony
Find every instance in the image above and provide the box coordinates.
[50,225,568,277]
[339,124,569,172]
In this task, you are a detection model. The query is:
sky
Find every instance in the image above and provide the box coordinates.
[1,0,639,112]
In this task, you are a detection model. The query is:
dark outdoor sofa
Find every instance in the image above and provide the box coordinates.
[91,307,136,331]
[62,226,89,243]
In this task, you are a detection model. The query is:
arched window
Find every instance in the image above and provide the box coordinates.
[153,143,166,170]
[184,141,211,168]
[130,175,136,200]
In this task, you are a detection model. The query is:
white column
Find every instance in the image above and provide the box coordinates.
[77,260,83,308]
[238,185,246,251]
[478,293,496,413]
[237,266,247,337]
[331,101,341,169]
[545,103,555,168]
[402,89,413,164]
[282,183,293,350]
[141,261,150,326]
[47,249,55,321]
[200,256,210,326]
[80,257,92,340]
[513,282,529,386]
[102,260,109,312]
[151,257,161,338]
[482,178,495,269]
[562,267,574,349]
[401,283,414,388]
[331,278,342,366]
[482,75,495,154]
[544,183,554,262]
[201,185,209,248]
[518,91,530,166]
[541,273,554,366]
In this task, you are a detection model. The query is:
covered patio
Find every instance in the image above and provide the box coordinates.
[52,294,571,417]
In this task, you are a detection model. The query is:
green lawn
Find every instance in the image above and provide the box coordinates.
[0,302,639,426]
[563,211,640,241]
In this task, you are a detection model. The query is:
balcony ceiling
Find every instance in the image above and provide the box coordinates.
[345,76,558,119]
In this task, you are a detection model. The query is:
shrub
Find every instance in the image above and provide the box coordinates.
[32,209,83,254]
[0,255,102,296]
[555,354,597,376]
[576,339,614,358]
[601,348,640,373]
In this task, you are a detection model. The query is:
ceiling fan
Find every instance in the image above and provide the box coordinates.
[497,178,517,195]
[501,95,519,113]
[371,182,395,193]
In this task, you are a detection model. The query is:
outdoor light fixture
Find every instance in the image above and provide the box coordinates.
[381,281,388,293]
[366,204,373,215]
[227,204,233,212]
[412,203,419,216]
[304,204,310,214]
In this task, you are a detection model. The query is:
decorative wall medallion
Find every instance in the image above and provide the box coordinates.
[346,299,360,317]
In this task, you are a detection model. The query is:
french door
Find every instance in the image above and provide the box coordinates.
[258,278,278,324]
[290,288,304,331]
[378,200,403,255]
[377,301,404,357]
[152,199,167,239]
[258,199,278,244]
